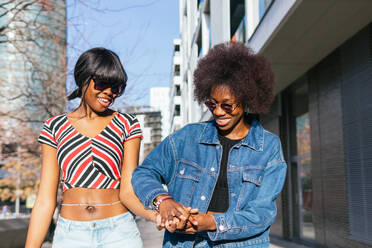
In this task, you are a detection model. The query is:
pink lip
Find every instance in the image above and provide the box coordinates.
[215,118,231,126]
[97,97,112,108]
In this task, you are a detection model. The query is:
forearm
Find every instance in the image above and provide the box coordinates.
[131,136,176,208]
[131,166,169,209]
[25,199,56,248]
[120,188,157,222]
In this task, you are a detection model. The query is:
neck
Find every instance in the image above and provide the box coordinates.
[74,105,113,119]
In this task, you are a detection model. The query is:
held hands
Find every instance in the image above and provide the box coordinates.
[154,195,216,234]
[177,211,217,234]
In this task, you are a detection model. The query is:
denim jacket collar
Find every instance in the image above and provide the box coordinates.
[198,118,264,151]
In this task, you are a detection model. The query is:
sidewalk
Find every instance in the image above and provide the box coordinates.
[136,218,311,248]
[270,236,311,248]
[42,219,310,248]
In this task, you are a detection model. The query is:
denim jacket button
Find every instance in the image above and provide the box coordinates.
[200,195,206,200]
[180,169,185,175]
[210,167,215,172]
[219,225,224,231]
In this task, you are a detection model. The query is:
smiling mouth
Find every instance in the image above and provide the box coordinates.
[215,118,231,126]
[97,97,112,107]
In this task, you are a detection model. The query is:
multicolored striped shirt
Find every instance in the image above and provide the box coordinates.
[38,112,142,191]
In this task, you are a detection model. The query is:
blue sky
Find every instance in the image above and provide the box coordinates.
[66,0,179,109]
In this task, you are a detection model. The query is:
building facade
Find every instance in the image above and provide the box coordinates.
[128,108,162,163]
[169,39,183,133]
[150,87,170,139]
[175,0,372,247]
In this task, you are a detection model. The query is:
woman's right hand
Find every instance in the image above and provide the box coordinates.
[156,195,198,232]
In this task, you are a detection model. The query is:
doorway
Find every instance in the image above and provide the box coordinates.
[288,82,315,241]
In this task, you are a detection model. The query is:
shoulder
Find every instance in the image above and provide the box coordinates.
[44,114,65,124]
[117,111,137,121]
[263,128,281,145]
[115,112,141,132]
[262,128,284,163]
[169,121,211,140]
[262,127,282,152]
[43,114,66,129]
[116,112,139,123]
[173,121,209,133]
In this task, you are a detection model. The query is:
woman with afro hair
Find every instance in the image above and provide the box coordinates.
[132,42,287,248]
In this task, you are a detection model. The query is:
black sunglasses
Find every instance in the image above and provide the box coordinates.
[92,76,125,96]
[204,100,239,114]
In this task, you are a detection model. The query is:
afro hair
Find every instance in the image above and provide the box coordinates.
[193,42,275,114]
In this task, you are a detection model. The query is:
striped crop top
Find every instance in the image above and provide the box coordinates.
[38,112,143,191]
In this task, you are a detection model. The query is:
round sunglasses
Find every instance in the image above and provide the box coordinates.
[204,100,239,114]
[92,76,125,96]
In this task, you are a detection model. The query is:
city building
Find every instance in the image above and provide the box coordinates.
[127,106,162,163]
[150,87,170,139]
[176,0,372,247]
[133,111,152,164]
[169,39,183,133]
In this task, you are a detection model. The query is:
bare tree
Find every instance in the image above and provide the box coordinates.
[0,0,66,124]
[0,121,40,203]
[0,0,156,208]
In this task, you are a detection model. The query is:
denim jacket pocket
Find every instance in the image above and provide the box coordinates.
[236,167,265,209]
[175,159,202,181]
[242,168,263,186]
[170,159,202,206]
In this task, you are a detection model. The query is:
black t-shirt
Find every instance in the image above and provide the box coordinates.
[207,134,242,212]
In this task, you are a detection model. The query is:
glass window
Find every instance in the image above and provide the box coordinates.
[230,0,245,40]
[198,0,204,10]
[175,105,180,117]
[174,64,180,76]
[175,85,181,96]
[290,83,315,241]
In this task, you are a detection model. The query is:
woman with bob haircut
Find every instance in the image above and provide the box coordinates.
[132,42,287,247]
[26,48,156,247]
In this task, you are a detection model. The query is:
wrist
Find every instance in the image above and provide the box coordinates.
[154,194,169,203]
[153,195,173,211]
[208,215,217,231]
[148,211,158,223]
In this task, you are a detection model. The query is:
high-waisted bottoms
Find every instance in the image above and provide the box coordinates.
[52,212,143,248]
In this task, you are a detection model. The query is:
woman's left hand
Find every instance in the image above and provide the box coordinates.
[155,213,164,230]
[177,212,216,234]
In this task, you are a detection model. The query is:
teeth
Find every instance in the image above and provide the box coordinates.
[98,98,110,103]
[217,119,230,125]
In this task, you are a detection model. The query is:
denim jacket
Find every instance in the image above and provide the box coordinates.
[132,119,287,248]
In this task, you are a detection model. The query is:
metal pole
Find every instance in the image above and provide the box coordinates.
[15,145,21,216]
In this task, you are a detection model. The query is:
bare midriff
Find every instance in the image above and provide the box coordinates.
[60,188,127,221]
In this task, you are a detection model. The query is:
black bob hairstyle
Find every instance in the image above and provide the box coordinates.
[68,47,127,100]
[193,42,275,114]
